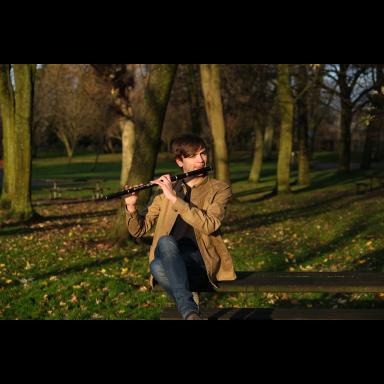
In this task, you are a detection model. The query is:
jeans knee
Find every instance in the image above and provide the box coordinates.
[150,259,162,278]
[158,236,177,247]
[156,236,178,258]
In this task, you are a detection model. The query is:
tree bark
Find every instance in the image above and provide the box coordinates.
[249,121,265,183]
[308,64,326,159]
[0,64,35,220]
[128,64,178,201]
[57,130,75,163]
[361,65,384,169]
[187,64,203,136]
[297,65,311,186]
[200,64,230,184]
[0,64,16,209]
[263,122,274,160]
[112,64,178,245]
[339,101,353,172]
[361,117,375,170]
[276,64,294,194]
[119,118,135,188]
[12,64,35,220]
[361,93,384,169]
[338,64,352,173]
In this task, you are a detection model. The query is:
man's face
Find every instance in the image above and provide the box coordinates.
[176,147,208,172]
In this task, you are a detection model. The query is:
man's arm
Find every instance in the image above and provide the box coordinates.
[126,192,162,238]
[171,184,232,235]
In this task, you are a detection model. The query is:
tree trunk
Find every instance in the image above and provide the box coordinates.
[0,64,16,209]
[361,91,384,169]
[187,64,203,136]
[338,65,352,173]
[361,118,375,170]
[105,138,115,153]
[362,65,384,169]
[200,64,230,185]
[5,64,35,220]
[249,121,265,183]
[276,64,294,194]
[112,64,178,245]
[339,101,353,172]
[57,130,74,163]
[309,122,317,158]
[298,114,311,186]
[263,122,274,160]
[297,65,311,186]
[308,65,326,159]
[119,118,135,188]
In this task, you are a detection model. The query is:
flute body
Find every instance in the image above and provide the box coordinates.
[104,166,213,200]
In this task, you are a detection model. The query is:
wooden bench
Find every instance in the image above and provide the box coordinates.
[356,180,374,194]
[49,180,110,200]
[356,173,384,194]
[154,272,384,320]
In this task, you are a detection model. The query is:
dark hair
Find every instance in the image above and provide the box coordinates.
[171,134,207,160]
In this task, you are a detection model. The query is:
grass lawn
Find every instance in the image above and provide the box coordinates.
[1,151,384,319]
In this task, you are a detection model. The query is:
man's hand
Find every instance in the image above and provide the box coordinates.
[151,174,177,204]
[124,183,144,213]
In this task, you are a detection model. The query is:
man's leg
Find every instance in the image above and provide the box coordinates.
[150,261,200,319]
[178,243,210,311]
[151,236,199,319]
[149,258,175,300]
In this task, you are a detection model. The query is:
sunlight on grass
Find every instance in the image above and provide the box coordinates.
[1,151,384,319]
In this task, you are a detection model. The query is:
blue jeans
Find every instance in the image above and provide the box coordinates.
[150,236,208,319]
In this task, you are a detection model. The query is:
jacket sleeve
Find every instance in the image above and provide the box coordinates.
[125,192,162,238]
[171,183,232,236]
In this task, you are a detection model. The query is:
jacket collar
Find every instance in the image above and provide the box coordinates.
[174,175,209,194]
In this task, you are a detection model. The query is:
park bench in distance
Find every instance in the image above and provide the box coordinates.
[154,271,384,320]
[356,171,384,194]
[49,179,110,200]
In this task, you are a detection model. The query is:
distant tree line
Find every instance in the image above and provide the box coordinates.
[1,64,384,236]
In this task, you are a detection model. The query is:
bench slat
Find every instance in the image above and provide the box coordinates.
[160,307,384,320]
[153,272,384,293]
[216,272,384,293]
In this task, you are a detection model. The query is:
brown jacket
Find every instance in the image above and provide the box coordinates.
[126,175,237,286]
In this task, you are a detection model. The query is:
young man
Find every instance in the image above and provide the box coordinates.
[125,134,236,320]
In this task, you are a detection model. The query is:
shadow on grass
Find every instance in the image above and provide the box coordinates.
[33,198,107,206]
[233,186,274,199]
[230,168,277,184]
[231,166,384,200]
[0,252,145,289]
[293,219,381,268]
[0,221,92,237]
[227,190,354,233]
[354,248,384,272]
[44,209,116,222]
[0,209,116,236]
[230,180,384,236]
[238,191,277,204]
[248,213,384,274]
[32,161,121,182]
[294,168,378,194]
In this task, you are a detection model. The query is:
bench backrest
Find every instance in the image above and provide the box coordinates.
[153,272,384,293]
